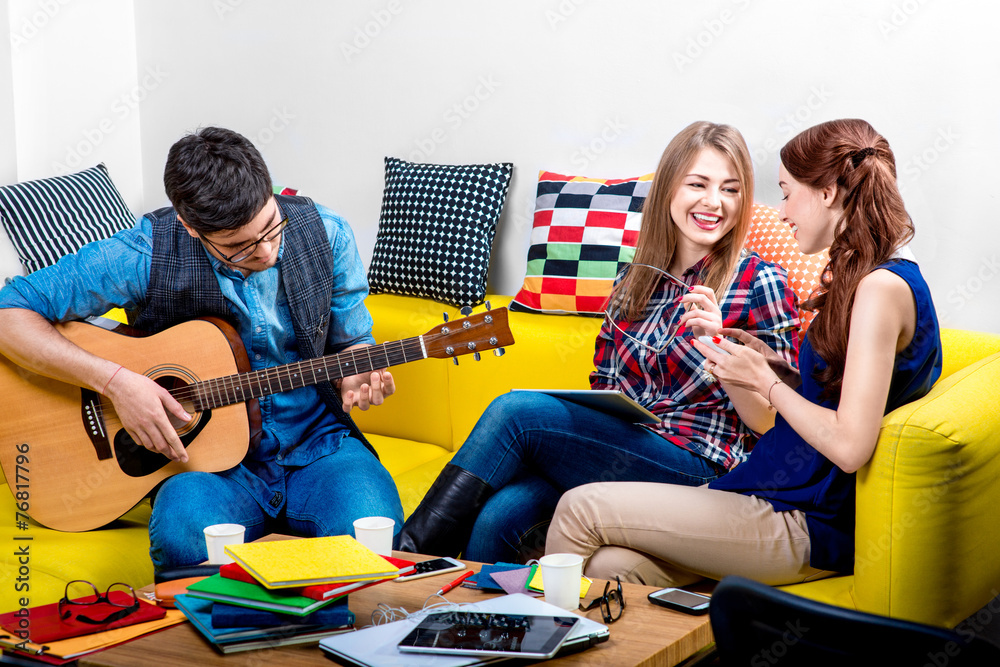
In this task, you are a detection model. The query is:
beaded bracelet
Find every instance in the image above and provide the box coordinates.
[767,378,784,410]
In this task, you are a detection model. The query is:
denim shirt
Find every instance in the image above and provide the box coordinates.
[0,204,375,516]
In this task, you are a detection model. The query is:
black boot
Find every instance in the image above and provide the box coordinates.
[397,464,493,557]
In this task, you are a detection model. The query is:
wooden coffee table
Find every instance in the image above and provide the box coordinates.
[79,553,714,667]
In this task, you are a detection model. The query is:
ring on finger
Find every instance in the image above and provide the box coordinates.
[701,360,717,383]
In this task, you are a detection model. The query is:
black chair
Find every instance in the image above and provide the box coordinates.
[708,576,1000,666]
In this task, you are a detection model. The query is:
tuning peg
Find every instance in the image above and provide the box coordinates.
[442,312,449,322]
[485,300,492,311]
[473,352,482,361]
[453,357,459,366]
[493,348,505,357]
[460,306,473,317]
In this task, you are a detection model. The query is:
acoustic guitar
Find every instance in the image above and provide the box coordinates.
[0,307,513,532]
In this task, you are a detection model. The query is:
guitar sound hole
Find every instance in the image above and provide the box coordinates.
[113,375,212,477]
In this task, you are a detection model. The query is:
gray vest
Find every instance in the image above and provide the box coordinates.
[129,195,375,457]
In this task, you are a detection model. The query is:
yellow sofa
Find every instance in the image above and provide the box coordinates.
[358,295,1000,630]
[3,293,1000,631]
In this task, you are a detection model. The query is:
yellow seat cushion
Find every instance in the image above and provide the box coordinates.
[0,495,152,612]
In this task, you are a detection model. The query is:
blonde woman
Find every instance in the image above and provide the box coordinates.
[399,121,799,563]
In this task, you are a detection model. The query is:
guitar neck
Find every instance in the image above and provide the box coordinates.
[188,336,426,410]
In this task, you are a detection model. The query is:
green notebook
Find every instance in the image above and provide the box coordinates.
[185,574,340,616]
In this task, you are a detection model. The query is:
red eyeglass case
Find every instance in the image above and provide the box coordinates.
[0,590,166,643]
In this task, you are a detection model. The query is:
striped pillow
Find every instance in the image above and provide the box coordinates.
[0,164,134,274]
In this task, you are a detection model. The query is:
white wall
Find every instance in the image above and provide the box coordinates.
[6,0,142,206]
[5,0,1000,334]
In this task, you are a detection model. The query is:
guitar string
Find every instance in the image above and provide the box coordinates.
[89,337,428,418]
[89,320,497,431]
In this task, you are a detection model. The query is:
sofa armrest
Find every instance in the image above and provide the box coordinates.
[853,350,1000,627]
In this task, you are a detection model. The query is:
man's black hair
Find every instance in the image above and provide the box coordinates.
[163,127,272,235]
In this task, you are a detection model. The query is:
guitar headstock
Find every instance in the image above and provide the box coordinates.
[422,303,515,363]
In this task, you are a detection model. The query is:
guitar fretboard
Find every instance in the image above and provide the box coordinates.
[184,336,426,410]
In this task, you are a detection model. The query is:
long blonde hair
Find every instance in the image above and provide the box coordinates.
[613,121,754,320]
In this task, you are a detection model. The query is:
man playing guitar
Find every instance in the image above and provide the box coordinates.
[0,127,403,571]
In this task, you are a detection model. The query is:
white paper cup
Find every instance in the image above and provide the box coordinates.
[539,552,584,610]
[203,523,246,564]
[353,516,395,556]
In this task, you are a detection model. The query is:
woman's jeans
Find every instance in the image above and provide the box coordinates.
[148,437,403,571]
[452,392,724,563]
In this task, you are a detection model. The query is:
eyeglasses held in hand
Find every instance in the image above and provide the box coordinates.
[58,580,140,625]
[579,576,626,624]
[604,263,693,354]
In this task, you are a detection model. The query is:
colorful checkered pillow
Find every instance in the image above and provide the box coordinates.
[510,171,653,315]
[745,203,828,334]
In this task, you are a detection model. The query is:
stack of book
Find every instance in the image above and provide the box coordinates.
[175,535,414,654]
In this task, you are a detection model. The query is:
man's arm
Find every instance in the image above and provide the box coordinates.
[317,205,391,413]
[0,308,193,462]
[0,223,192,461]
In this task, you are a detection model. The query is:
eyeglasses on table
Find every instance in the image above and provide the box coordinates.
[580,575,626,624]
[58,580,140,625]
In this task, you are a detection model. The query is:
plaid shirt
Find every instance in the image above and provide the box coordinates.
[591,251,799,470]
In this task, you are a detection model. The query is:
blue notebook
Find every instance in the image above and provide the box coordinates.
[211,599,354,629]
[463,562,527,592]
[174,594,352,654]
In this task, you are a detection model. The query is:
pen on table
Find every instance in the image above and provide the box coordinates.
[437,570,474,596]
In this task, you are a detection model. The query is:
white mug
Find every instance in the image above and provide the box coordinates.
[539,553,584,611]
[203,523,245,564]
[353,516,395,556]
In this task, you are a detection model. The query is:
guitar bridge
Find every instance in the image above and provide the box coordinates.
[80,388,113,461]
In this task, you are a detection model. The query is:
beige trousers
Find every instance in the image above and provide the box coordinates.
[545,482,836,587]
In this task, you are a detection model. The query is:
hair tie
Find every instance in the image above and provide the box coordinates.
[850,146,877,168]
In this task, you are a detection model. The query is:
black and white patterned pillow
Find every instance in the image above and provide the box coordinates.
[0,163,134,274]
[368,157,513,307]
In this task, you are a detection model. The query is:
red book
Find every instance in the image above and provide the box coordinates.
[219,556,415,601]
[0,591,166,644]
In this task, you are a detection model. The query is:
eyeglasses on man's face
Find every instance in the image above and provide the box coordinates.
[604,263,692,354]
[200,214,289,263]
[579,576,626,623]
[58,580,139,625]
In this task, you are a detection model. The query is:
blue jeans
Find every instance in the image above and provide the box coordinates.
[148,437,403,571]
[453,392,724,563]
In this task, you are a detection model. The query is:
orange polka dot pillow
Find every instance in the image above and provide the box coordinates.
[746,203,828,335]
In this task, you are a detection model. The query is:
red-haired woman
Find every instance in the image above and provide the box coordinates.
[398,121,800,562]
[547,119,942,586]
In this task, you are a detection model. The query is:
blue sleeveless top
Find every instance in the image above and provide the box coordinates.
[709,260,942,573]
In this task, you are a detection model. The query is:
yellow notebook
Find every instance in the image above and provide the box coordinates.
[526,563,592,598]
[224,535,399,589]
